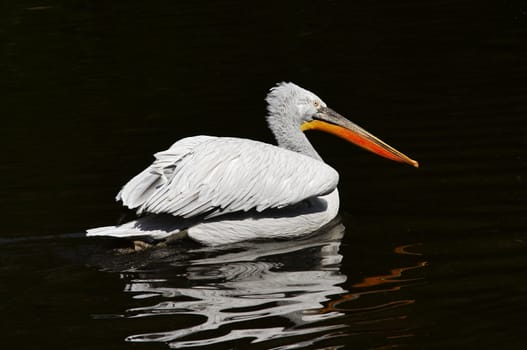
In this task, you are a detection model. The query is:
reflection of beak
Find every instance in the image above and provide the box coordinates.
[301,106,419,168]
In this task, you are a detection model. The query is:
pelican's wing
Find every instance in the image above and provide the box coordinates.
[117,135,339,218]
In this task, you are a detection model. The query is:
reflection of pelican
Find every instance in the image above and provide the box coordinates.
[90,222,428,349]
[114,222,348,347]
[88,82,417,246]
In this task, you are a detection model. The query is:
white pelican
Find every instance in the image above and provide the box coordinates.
[88,82,418,246]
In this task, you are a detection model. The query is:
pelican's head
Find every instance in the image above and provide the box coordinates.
[266,82,327,128]
[266,82,418,168]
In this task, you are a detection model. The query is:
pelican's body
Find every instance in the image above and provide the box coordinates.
[88,83,417,246]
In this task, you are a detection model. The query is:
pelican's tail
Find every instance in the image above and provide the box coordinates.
[86,215,186,241]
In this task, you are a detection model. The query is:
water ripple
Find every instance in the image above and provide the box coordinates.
[92,220,426,348]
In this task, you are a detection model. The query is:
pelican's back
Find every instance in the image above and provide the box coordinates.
[117,135,339,219]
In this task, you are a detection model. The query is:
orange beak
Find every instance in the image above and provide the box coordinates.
[301,107,419,168]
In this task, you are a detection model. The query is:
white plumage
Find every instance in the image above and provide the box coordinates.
[87,82,417,246]
[118,136,338,219]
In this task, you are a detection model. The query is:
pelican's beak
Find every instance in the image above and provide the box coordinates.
[301,106,419,168]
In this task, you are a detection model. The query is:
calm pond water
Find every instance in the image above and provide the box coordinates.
[1,0,526,349]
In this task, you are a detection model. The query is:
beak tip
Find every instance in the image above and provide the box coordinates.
[411,160,419,168]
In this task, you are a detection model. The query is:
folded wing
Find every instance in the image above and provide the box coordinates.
[117,136,339,219]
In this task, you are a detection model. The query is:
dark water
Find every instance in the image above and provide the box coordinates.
[1,0,527,349]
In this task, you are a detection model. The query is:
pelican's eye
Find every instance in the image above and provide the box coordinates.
[313,100,321,108]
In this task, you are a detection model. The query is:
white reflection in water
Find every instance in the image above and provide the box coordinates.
[118,222,348,348]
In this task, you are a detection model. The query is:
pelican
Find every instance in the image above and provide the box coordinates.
[88,82,418,246]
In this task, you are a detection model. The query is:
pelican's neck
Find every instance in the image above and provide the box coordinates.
[266,111,322,161]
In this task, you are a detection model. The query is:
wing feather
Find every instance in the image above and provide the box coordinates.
[117,136,339,218]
